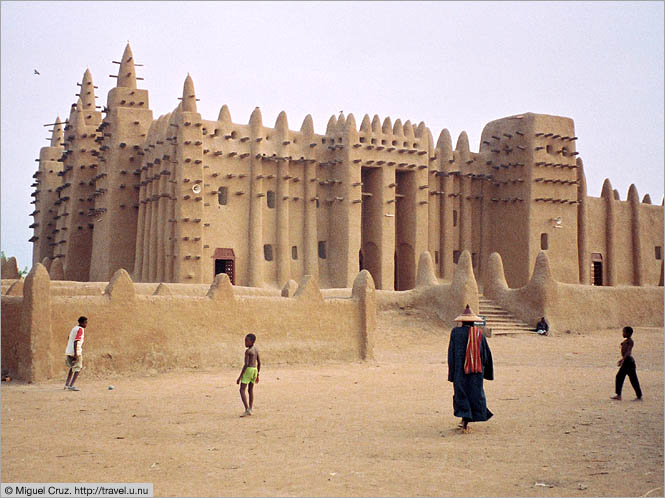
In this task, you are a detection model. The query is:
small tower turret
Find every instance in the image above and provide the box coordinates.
[116,43,137,89]
[182,73,197,112]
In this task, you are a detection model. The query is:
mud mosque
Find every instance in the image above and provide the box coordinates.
[29,43,663,291]
[1,43,662,382]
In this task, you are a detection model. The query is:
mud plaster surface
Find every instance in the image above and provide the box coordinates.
[2,309,663,497]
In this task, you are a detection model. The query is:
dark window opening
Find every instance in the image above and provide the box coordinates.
[656,246,662,260]
[453,210,458,227]
[264,244,273,261]
[541,233,549,250]
[318,241,327,259]
[591,253,603,286]
[292,246,298,260]
[215,259,235,284]
[434,251,439,264]
[592,261,603,285]
[218,186,228,205]
[359,137,366,143]
[453,250,461,264]
[267,190,276,208]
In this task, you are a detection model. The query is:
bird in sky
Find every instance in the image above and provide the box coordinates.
[33,69,40,75]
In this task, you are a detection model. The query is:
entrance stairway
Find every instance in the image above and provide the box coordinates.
[478,296,534,336]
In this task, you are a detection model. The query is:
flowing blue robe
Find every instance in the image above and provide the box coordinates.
[447,325,494,422]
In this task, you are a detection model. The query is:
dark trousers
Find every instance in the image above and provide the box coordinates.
[615,356,642,398]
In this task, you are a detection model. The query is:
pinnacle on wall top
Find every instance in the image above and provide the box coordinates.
[249,106,263,132]
[181,73,197,112]
[300,114,314,135]
[217,104,232,125]
[384,117,397,135]
[116,43,137,89]
[50,116,64,147]
[80,69,96,110]
[456,131,470,152]
[360,114,371,133]
[275,110,289,137]
[370,115,381,133]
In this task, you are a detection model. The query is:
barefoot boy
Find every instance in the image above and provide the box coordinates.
[64,316,87,391]
[611,326,642,401]
[236,333,260,417]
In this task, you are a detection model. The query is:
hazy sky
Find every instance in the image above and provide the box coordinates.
[2,1,663,269]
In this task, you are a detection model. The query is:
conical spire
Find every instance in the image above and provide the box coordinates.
[382,117,392,134]
[455,131,470,152]
[217,104,232,125]
[436,129,453,151]
[80,69,96,110]
[300,114,314,135]
[71,99,84,131]
[627,184,639,203]
[275,110,289,138]
[50,116,63,147]
[415,121,427,138]
[249,106,263,133]
[336,112,346,132]
[601,178,613,199]
[344,113,357,139]
[371,115,381,133]
[360,114,371,133]
[643,194,652,205]
[325,115,337,135]
[392,119,403,136]
[182,74,197,112]
[117,43,137,89]
[403,120,415,138]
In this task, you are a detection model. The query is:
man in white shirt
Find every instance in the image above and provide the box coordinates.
[64,316,87,391]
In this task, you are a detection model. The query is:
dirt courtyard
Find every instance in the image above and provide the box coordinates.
[2,308,663,497]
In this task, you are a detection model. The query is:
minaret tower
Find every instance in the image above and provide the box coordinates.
[30,117,64,265]
[89,43,153,281]
[172,74,205,282]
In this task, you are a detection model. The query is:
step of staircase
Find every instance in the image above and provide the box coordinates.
[478,296,535,336]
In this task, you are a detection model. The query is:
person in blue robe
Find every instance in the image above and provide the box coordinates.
[447,305,494,432]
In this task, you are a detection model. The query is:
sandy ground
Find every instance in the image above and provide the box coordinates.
[2,308,663,497]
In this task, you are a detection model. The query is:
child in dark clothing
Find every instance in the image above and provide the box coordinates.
[611,326,642,401]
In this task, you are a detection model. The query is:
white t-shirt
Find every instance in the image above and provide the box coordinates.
[65,325,85,356]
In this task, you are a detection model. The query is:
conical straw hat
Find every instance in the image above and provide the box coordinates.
[454,304,482,322]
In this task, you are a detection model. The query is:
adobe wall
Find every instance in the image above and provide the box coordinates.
[1,296,23,375]
[485,251,664,332]
[586,192,663,286]
[2,265,376,382]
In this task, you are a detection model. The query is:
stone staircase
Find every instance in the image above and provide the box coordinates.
[478,296,534,336]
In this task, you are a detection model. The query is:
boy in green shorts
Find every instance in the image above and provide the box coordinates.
[236,333,260,417]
